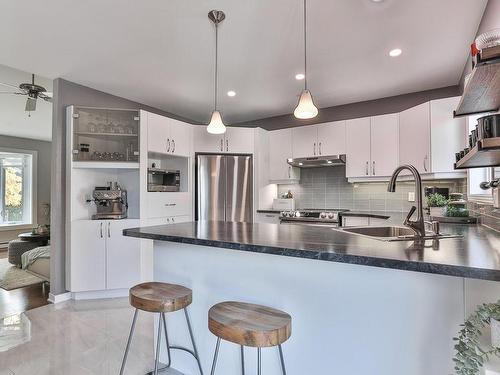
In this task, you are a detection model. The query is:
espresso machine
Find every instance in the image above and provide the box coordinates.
[89,182,128,220]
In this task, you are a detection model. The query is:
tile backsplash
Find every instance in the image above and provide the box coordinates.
[278,166,466,213]
[468,202,500,233]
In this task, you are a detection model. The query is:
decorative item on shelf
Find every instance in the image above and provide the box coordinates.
[293,0,318,120]
[206,10,227,135]
[453,301,500,375]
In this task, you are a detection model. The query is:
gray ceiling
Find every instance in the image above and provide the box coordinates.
[0,0,488,125]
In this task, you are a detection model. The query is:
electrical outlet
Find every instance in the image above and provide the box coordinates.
[408,192,415,202]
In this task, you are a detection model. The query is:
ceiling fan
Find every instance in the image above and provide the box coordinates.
[0,73,52,113]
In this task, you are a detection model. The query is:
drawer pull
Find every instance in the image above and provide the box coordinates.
[165,203,177,207]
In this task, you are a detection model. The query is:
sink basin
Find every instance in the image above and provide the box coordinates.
[336,226,462,241]
[342,226,416,237]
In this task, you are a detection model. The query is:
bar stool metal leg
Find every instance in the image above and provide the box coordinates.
[210,337,221,375]
[257,348,262,375]
[184,308,204,375]
[278,344,287,375]
[153,314,163,375]
[240,346,245,375]
[119,309,138,375]
[161,313,171,368]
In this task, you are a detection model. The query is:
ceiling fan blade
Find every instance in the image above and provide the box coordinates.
[25,97,37,112]
[0,82,20,90]
[42,91,53,98]
[38,93,52,102]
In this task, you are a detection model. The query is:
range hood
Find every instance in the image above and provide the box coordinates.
[287,155,346,168]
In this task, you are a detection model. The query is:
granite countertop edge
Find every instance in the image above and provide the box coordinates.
[123,226,500,282]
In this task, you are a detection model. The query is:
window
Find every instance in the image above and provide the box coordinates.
[467,115,494,202]
[0,149,36,228]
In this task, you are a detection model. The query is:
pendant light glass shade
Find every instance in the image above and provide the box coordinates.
[294,89,318,119]
[207,110,226,134]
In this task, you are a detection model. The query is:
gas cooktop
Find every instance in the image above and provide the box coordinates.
[280,209,349,223]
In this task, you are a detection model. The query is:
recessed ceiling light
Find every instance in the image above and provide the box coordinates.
[227,90,236,97]
[389,48,402,57]
[371,0,384,2]
[295,73,305,80]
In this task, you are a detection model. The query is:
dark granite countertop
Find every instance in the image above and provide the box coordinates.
[123,221,500,281]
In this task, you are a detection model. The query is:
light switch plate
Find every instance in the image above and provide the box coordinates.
[408,192,415,202]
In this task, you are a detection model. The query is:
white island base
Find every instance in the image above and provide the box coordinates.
[150,241,500,375]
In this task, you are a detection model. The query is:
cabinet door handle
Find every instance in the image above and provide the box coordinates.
[288,166,291,178]
[365,161,369,175]
[167,218,170,223]
[319,142,322,155]
[100,222,103,238]
[372,161,376,175]
[172,139,175,153]
[226,139,229,152]
[313,142,316,156]
[165,203,177,207]
[220,139,223,151]
[172,217,175,223]
[423,155,428,172]
[166,138,171,152]
[107,222,111,238]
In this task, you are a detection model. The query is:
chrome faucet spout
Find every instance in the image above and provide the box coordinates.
[387,165,425,237]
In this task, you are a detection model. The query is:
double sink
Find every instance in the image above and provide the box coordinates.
[335,226,462,242]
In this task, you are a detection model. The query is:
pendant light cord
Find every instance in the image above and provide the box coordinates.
[214,22,219,111]
[303,0,308,91]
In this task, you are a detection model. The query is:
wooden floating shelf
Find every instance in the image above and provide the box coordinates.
[454,45,500,118]
[75,132,138,137]
[454,137,500,169]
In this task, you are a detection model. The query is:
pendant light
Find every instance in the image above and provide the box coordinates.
[207,10,227,134]
[294,0,318,119]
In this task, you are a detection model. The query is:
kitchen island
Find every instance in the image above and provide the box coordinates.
[124,221,500,375]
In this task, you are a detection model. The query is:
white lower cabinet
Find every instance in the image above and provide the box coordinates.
[147,192,191,218]
[68,219,140,292]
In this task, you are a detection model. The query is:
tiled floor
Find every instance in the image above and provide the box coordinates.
[0,298,182,375]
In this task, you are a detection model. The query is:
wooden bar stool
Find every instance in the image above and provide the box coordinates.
[208,301,292,375]
[120,282,204,375]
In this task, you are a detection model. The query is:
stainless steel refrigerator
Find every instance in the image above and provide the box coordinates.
[196,154,253,223]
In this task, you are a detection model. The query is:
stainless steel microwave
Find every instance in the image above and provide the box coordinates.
[147,168,180,192]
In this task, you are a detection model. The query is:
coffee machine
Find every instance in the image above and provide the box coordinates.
[90,182,128,220]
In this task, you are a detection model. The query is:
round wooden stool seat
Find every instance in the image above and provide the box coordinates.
[129,282,192,313]
[208,301,292,348]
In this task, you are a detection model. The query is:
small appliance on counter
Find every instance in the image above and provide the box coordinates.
[147,163,180,192]
[88,182,128,220]
[273,198,295,211]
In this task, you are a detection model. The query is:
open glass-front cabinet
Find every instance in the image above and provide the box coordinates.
[70,106,140,164]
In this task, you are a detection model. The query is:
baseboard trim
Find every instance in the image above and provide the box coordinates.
[48,292,72,304]
[71,288,129,300]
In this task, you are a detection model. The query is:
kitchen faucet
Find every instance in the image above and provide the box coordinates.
[387,165,426,238]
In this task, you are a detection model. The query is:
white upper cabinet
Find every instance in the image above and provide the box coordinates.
[147,112,191,157]
[193,126,225,153]
[147,112,170,154]
[269,128,300,182]
[292,126,318,158]
[346,117,371,178]
[224,127,255,153]
[169,119,191,157]
[194,126,255,154]
[430,97,466,173]
[292,122,346,158]
[317,121,346,156]
[370,114,399,177]
[399,102,431,174]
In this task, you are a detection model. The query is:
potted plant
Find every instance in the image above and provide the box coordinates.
[426,193,448,217]
[453,301,500,374]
